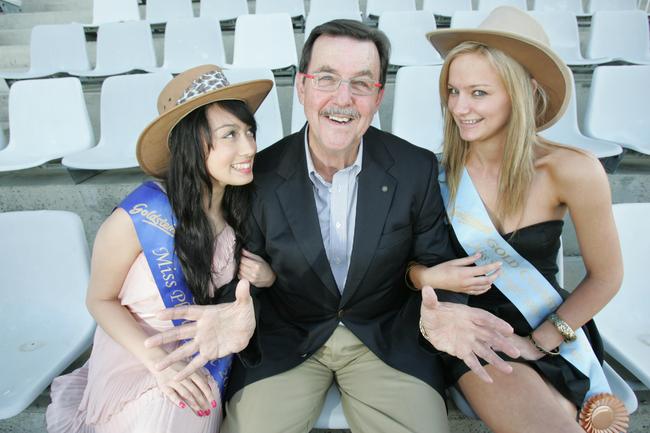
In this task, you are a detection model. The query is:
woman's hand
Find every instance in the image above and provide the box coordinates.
[238,249,276,287]
[412,253,501,295]
[507,334,544,361]
[151,361,216,417]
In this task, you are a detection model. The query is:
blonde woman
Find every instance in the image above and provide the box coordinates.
[412,7,628,433]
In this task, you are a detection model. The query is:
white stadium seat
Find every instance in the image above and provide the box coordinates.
[0,210,94,420]
[584,65,650,155]
[232,13,298,71]
[378,10,443,66]
[0,23,91,80]
[62,72,172,170]
[0,77,94,172]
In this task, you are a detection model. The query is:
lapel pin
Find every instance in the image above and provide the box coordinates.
[381,186,388,192]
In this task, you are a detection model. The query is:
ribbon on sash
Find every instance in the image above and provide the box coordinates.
[118,181,232,399]
[438,168,610,404]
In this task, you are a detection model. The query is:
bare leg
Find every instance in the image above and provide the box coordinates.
[458,362,583,433]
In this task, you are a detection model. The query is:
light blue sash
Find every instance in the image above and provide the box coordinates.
[439,168,610,403]
[119,181,232,399]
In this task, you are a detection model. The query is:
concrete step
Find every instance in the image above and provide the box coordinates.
[19,0,91,13]
[0,10,91,30]
[0,27,30,45]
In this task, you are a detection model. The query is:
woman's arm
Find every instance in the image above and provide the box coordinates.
[531,151,623,352]
[409,253,501,294]
[86,209,215,414]
[86,208,167,370]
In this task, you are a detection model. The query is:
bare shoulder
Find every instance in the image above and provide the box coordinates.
[94,207,140,254]
[538,142,606,187]
[537,141,610,206]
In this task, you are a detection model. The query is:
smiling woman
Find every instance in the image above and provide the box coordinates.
[45,65,277,433]
[410,6,628,433]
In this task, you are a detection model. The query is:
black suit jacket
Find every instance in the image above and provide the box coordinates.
[226,126,461,400]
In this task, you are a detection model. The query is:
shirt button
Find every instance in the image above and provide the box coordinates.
[333,257,342,265]
[335,222,341,229]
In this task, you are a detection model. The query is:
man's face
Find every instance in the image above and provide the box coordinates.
[297,35,384,157]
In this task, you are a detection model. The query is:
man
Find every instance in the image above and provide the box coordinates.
[147,20,518,433]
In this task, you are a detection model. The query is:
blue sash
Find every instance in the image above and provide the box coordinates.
[118,181,232,398]
[439,168,610,403]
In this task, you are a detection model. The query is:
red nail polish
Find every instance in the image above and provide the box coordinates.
[205,409,211,416]
[197,410,204,416]
[211,400,217,408]
[179,402,186,409]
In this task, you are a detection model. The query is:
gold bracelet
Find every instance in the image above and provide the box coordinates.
[405,262,419,291]
[547,313,577,343]
[419,318,431,342]
[528,334,560,356]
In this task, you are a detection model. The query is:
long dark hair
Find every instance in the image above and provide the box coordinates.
[165,100,256,305]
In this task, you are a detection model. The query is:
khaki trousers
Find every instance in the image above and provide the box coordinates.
[221,326,449,433]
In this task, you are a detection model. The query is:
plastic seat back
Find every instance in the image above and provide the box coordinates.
[365,0,416,18]
[0,23,91,79]
[539,69,622,158]
[223,68,283,151]
[146,0,194,24]
[62,72,172,170]
[0,77,94,172]
[584,65,650,154]
[232,13,298,71]
[422,0,472,17]
[309,0,361,16]
[157,17,226,74]
[586,10,650,64]
[200,0,249,21]
[314,385,349,429]
[90,0,140,26]
[477,0,527,11]
[255,0,305,18]
[587,0,637,13]
[0,210,94,419]
[378,10,442,66]
[87,20,158,77]
[304,11,362,38]
[529,11,607,65]
[595,203,650,389]
[531,0,584,14]
[450,10,490,28]
[391,65,443,154]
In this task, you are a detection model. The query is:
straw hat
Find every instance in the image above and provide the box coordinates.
[426,6,572,131]
[137,65,273,177]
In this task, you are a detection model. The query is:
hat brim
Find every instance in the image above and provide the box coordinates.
[137,79,274,178]
[426,28,572,131]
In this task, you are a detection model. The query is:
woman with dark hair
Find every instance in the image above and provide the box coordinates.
[46,65,274,433]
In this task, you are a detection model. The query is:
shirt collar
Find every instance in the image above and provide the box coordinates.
[304,125,363,185]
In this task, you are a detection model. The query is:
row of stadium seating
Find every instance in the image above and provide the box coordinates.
[1,9,648,81]
[76,0,650,27]
[0,63,647,173]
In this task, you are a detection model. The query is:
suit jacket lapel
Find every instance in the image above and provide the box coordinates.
[342,129,396,304]
[275,129,339,297]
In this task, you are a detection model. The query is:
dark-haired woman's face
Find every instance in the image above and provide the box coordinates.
[204,104,256,188]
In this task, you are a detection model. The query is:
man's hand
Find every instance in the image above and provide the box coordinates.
[420,286,520,383]
[144,279,255,382]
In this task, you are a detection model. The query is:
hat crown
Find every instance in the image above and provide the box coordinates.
[479,6,550,47]
[157,64,231,115]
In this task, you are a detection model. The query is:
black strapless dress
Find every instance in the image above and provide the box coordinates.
[445,220,604,407]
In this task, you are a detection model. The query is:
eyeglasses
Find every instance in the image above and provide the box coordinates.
[300,72,382,96]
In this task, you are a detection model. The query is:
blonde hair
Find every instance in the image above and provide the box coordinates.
[440,42,548,221]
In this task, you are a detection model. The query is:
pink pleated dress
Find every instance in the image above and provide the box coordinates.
[46,226,236,433]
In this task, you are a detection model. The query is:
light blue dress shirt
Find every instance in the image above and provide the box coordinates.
[304,127,362,293]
